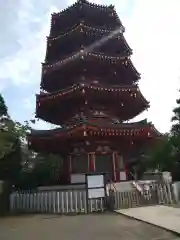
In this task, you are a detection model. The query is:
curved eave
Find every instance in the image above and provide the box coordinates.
[45,24,131,62]
[36,84,149,125]
[51,1,120,23]
[48,23,123,41]
[36,83,149,106]
[50,1,122,37]
[42,52,139,77]
[45,24,130,64]
[28,121,157,143]
[149,125,162,138]
[47,23,126,44]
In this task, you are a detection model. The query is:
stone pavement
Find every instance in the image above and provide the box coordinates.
[0,212,178,240]
[115,205,180,235]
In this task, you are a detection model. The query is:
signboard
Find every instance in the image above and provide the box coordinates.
[87,174,104,188]
[88,188,105,198]
[70,174,86,184]
[120,171,126,181]
[86,174,106,199]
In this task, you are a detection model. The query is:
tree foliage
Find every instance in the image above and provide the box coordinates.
[171,96,180,136]
[0,94,22,183]
[171,94,180,161]
[16,153,63,190]
[146,92,180,180]
[148,135,174,171]
[0,94,8,117]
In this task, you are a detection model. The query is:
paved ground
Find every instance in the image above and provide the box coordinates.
[0,212,179,240]
[116,205,180,234]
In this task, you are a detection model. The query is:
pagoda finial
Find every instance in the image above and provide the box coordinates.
[77,0,86,3]
[109,4,115,9]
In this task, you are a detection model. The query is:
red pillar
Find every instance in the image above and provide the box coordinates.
[123,156,128,181]
[115,153,120,182]
[112,152,116,182]
[88,152,95,172]
[62,155,71,184]
[62,158,68,184]
[68,155,72,183]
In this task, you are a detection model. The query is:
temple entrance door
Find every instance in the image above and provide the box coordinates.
[95,154,113,182]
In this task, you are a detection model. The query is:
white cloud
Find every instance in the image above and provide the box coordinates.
[0,2,60,89]
[121,0,180,132]
[23,97,35,110]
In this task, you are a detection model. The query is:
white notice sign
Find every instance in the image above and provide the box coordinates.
[70,174,85,184]
[87,175,104,188]
[88,188,105,198]
[120,171,126,181]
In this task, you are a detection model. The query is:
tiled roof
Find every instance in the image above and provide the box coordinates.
[29,118,155,138]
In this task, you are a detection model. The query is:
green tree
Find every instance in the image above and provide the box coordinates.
[0,94,8,117]
[0,94,22,183]
[16,153,63,190]
[147,134,174,171]
[13,119,63,189]
[29,153,62,186]
[171,94,180,162]
[146,93,180,180]
[169,95,180,180]
[171,95,180,160]
[0,94,13,159]
[0,94,63,188]
[171,96,180,136]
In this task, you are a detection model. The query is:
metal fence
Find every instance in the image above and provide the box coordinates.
[10,181,175,215]
[10,190,105,214]
[110,181,175,210]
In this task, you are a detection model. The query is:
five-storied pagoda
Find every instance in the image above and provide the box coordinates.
[28,0,160,183]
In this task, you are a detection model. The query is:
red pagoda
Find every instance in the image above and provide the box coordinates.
[28,0,160,183]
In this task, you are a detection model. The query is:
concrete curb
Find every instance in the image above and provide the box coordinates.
[114,210,180,237]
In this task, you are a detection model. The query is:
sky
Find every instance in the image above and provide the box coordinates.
[0,0,180,133]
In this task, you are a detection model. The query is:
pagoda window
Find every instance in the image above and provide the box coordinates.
[96,146,103,152]
[71,154,88,173]
[92,80,99,84]
[104,146,111,152]
[116,154,125,170]
[95,154,113,181]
